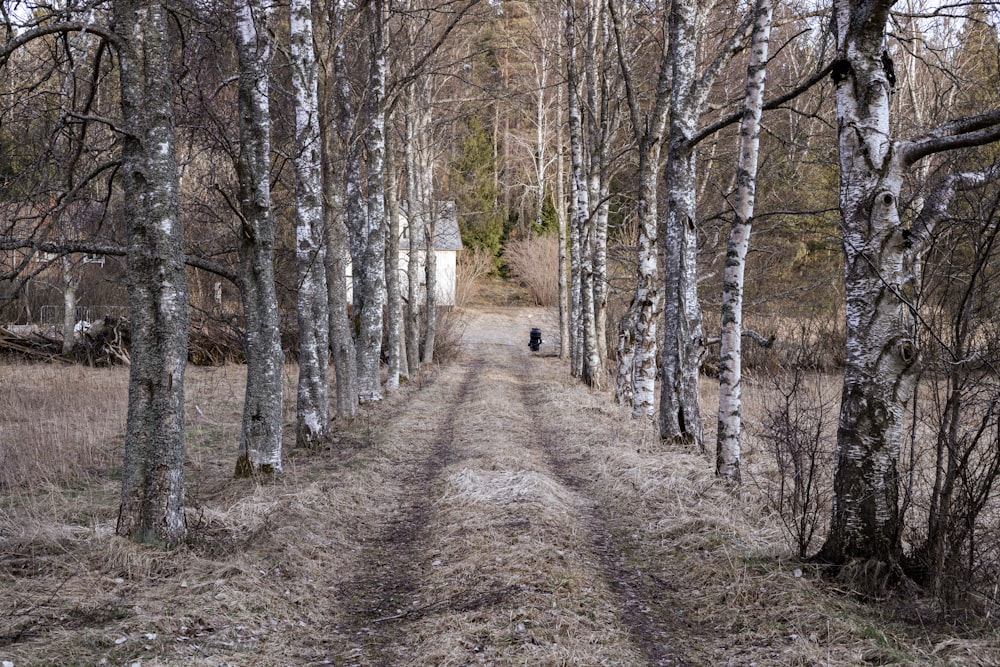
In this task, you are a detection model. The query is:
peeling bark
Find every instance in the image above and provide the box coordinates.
[660,0,704,448]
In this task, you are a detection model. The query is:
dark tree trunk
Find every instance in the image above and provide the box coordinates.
[114,0,190,546]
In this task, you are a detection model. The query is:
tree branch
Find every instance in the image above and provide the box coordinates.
[0,21,116,65]
[691,12,754,114]
[689,61,833,147]
[909,170,993,249]
[0,237,243,286]
[901,107,1000,167]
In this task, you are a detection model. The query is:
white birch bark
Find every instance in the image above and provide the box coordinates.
[565,0,593,383]
[660,0,704,448]
[659,0,751,448]
[232,0,284,475]
[355,0,388,402]
[60,254,79,355]
[818,0,1000,565]
[716,0,773,483]
[290,0,330,446]
[609,0,668,420]
[584,0,610,368]
[114,0,190,545]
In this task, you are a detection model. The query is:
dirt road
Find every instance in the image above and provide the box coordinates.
[325,307,689,665]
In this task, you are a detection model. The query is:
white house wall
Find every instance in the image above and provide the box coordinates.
[346,248,457,306]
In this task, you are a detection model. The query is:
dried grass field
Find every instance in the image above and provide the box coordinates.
[3,306,1000,666]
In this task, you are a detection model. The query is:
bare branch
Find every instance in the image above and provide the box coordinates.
[901,108,1000,168]
[0,237,243,286]
[689,62,834,148]
[909,170,993,248]
[691,12,754,113]
[0,21,116,65]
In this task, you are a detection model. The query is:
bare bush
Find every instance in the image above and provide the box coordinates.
[743,311,845,373]
[455,246,494,308]
[432,306,467,364]
[750,367,837,559]
[906,196,1000,615]
[504,235,559,307]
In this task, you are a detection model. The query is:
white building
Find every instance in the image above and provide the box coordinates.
[399,200,462,307]
[346,200,463,307]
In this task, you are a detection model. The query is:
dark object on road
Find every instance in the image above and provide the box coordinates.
[529,328,542,352]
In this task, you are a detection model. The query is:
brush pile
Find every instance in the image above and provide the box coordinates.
[0,317,129,366]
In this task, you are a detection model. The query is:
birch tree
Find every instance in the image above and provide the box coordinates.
[609,0,669,420]
[817,0,1000,565]
[114,0,191,544]
[354,0,388,401]
[232,0,284,476]
[322,0,359,418]
[715,0,774,482]
[659,0,751,448]
[290,0,330,446]
[564,0,605,388]
[385,124,406,390]
[404,103,424,373]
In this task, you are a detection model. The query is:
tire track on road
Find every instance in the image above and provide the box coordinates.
[332,358,485,665]
[513,351,689,667]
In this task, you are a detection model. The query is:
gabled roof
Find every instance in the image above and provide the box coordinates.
[400,200,463,251]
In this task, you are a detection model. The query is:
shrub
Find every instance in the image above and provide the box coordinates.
[504,235,559,307]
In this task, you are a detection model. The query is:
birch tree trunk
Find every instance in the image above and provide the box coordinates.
[584,2,610,368]
[404,106,423,374]
[323,181,358,418]
[609,0,668,420]
[114,0,190,545]
[290,0,330,447]
[233,0,284,475]
[565,0,594,384]
[716,0,773,483]
[323,2,358,418]
[385,124,405,389]
[423,199,437,363]
[817,0,1000,565]
[556,92,570,360]
[659,0,751,448]
[60,255,79,355]
[659,0,705,448]
[354,0,388,403]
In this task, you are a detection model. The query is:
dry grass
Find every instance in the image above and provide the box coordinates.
[0,362,127,493]
[3,310,1000,666]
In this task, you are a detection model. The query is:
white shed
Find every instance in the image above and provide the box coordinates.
[399,200,463,307]
[345,201,463,307]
